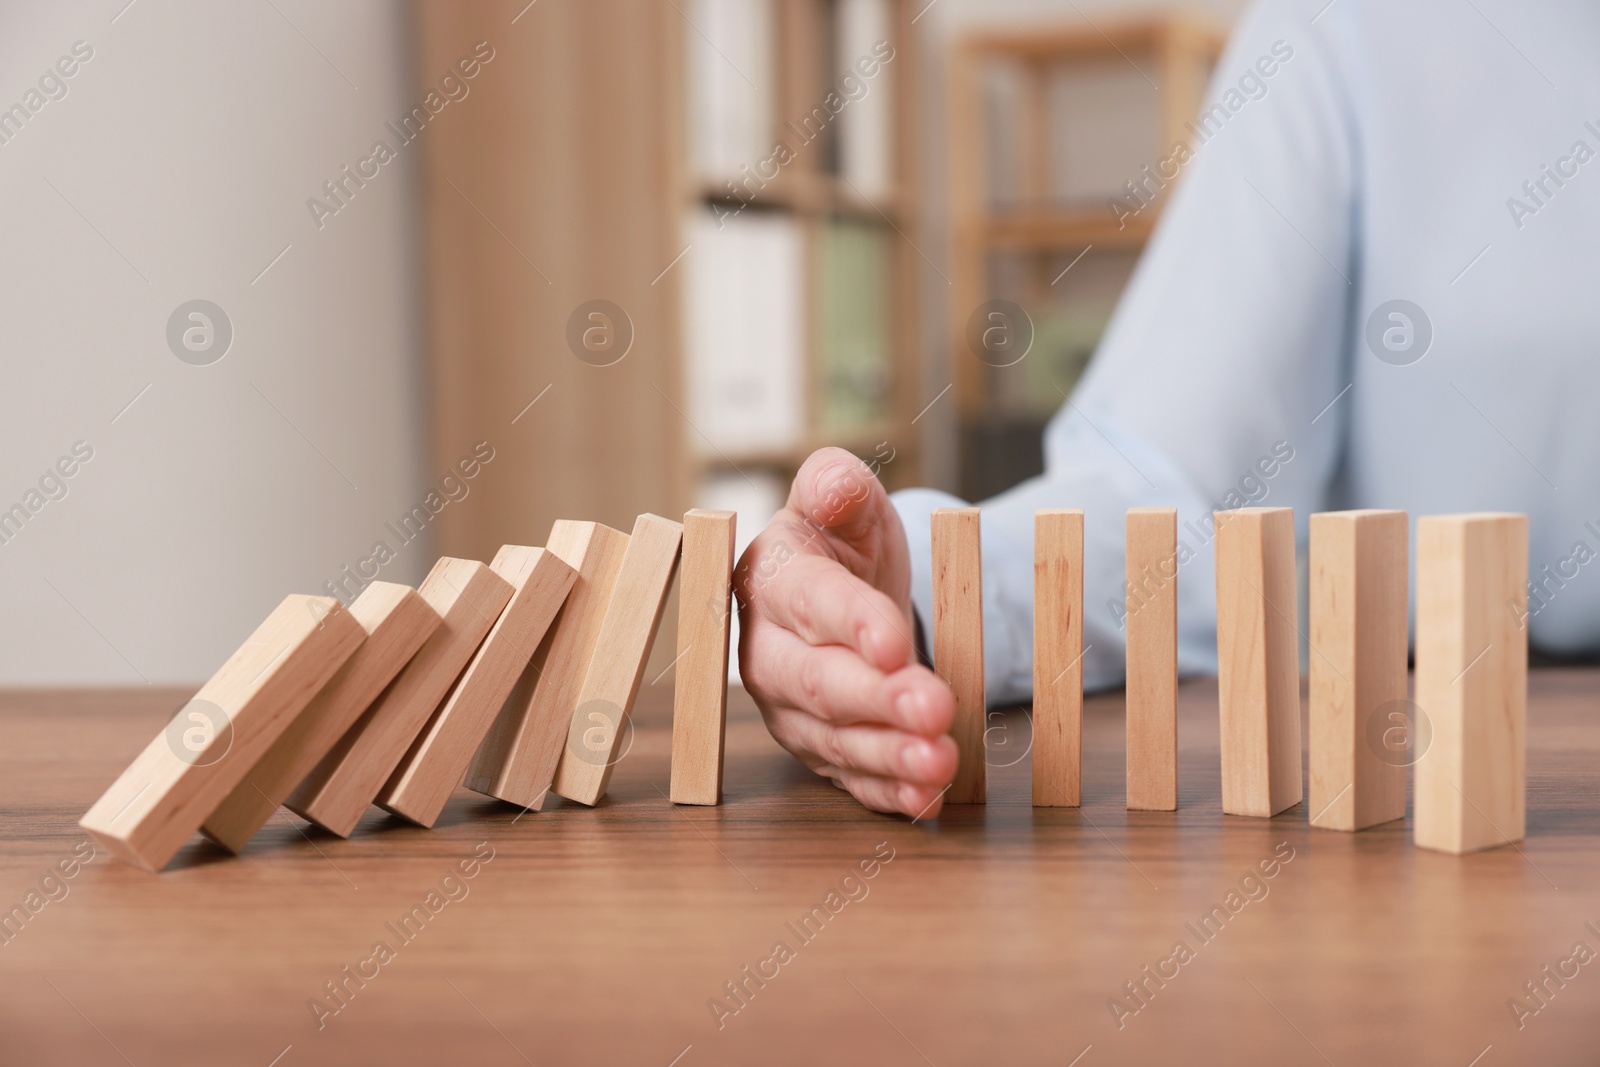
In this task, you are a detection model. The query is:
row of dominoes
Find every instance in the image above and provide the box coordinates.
[80,511,738,872]
[933,506,1529,856]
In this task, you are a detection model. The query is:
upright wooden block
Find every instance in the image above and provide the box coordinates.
[670,509,737,805]
[1309,510,1408,832]
[1125,507,1178,811]
[550,513,684,805]
[286,558,513,837]
[1214,507,1303,817]
[933,507,985,804]
[202,583,442,853]
[80,596,365,871]
[377,547,576,827]
[1032,509,1082,807]
[465,521,631,810]
[1414,513,1528,854]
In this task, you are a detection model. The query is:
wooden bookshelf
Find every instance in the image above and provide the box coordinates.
[681,0,924,495]
[946,14,1224,498]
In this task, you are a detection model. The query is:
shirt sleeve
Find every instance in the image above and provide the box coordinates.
[895,0,1358,704]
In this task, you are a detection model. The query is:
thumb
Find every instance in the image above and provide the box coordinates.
[788,447,893,545]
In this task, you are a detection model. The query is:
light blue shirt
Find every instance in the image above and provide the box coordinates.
[896,0,1600,703]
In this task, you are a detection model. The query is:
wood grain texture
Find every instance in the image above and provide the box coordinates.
[78,596,365,871]
[1414,513,1528,854]
[670,510,736,806]
[1214,507,1303,817]
[1126,507,1177,810]
[933,507,985,804]
[1309,510,1408,832]
[551,513,683,805]
[378,548,576,828]
[14,671,1600,1064]
[287,559,513,837]
[1032,509,1082,807]
[202,584,441,853]
[466,521,631,810]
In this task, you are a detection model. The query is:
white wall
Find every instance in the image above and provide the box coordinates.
[0,1,427,684]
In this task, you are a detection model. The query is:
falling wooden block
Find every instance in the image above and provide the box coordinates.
[80,596,365,871]
[377,547,576,827]
[1308,510,1408,832]
[550,513,684,805]
[933,507,985,804]
[202,582,442,853]
[1032,509,1082,807]
[1125,507,1178,811]
[1214,507,1303,817]
[1414,513,1528,854]
[670,510,737,805]
[465,521,631,810]
[286,558,513,837]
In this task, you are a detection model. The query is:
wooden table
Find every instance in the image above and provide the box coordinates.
[2,671,1597,1066]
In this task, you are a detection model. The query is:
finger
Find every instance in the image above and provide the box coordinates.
[831,769,949,820]
[744,623,953,734]
[784,713,957,786]
[755,551,913,671]
[788,447,888,540]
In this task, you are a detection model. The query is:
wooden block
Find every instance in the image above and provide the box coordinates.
[202,583,441,853]
[1414,513,1528,854]
[1214,507,1303,817]
[550,513,684,805]
[1126,507,1178,811]
[1309,510,1408,832]
[465,521,631,810]
[286,558,513,837]
[933,507,985,804]
[1032,509,1082,807]
[377,547,576,827]
[80,596,365,871]
[670,509,737,805]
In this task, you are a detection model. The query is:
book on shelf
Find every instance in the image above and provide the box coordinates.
[817,219,892,435]
[834,0,895,201]
[683,208,807,458]
[686,0,776,183]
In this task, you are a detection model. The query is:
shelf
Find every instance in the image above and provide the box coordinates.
[976,207,1156,250]
[695,172,905,225]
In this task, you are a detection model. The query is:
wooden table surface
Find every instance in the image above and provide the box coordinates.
[2,671,1598,1066]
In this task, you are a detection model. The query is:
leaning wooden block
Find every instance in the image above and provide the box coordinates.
[670,509,737,805]
[80,596,365,871]
[202,582,442,853]
[1032,509,1082,807]
[1414,513,1528,854]
[466,521,630,810]
[1214,507,1303,817]
[550,513,684,805]
[287,558,513,837]
[1309,510,1408,832]
[378,547,576,827]
[1126,507,1178,811]
[933,507,985,804]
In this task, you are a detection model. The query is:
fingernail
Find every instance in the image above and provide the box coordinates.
[901,740,933,778]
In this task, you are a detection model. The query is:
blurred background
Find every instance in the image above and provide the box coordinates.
[0,0,1250,685]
